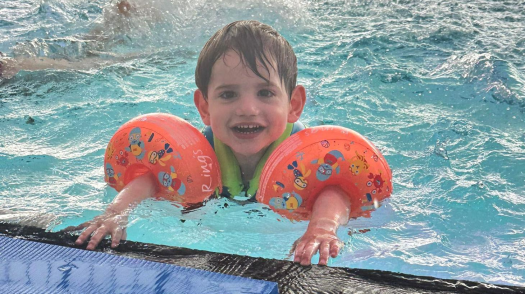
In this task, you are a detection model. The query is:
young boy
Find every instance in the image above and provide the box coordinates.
[72,20,352,266]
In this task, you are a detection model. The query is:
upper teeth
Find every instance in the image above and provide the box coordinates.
[238,125,258,129]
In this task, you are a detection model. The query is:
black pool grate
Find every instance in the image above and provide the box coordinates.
[1,222,523,294]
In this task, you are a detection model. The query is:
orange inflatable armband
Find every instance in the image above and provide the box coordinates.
[104,113,221,204]
[257,126,392,221]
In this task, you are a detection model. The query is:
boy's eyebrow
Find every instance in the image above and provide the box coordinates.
[256,81,280,88]
[213,81,280,91]
[213,84,239,91]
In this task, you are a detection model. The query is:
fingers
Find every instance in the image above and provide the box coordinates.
[318,242,331,266]
[122,228,127,240]
[300,240,321,266]
[74,224,98,246]
[293,238,307,263]
[111,227,125,248]
[71,213,129,250]
[86,226,110,250]
[293,236,343,266]
[330,239,343,258]
[294,238,321,266]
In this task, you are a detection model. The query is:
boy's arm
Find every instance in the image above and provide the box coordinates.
[68,172,157,250]
[293,186,351,266]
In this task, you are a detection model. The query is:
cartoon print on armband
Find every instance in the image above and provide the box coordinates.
[105,163,122,187]
[269,191,303,211]
[148,143,173,166]
[158,166,186,195]
[115,150,130,167]
[311,150,345,181]
[273,181,285,192]
[364,172,386,206]
[287,160,311,190]
[349,151,369,176]
[125,127,146,160]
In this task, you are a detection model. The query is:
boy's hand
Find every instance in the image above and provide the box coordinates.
[292,224,343,266]
[63,172,156,250]
[292,186,350,266]
[63,210,128,250]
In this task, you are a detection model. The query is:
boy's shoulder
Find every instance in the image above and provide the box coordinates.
[202,125,215,149]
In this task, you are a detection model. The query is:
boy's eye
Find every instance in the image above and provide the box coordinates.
[258,89,274,97]
[219,91,236,99]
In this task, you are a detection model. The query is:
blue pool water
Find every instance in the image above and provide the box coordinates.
[1,0,524,287]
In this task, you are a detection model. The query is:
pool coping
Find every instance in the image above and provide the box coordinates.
[1,222,523,294]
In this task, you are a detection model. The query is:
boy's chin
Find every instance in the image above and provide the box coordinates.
[231,145,268,159]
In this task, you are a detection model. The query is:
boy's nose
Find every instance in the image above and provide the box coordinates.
[235,96,260,117]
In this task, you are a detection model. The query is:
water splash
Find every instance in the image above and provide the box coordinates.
[434,140,449,160]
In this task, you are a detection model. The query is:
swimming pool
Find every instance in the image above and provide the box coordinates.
[1,0,524,288]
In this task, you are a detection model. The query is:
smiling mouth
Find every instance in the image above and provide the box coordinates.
[232,125,264,134]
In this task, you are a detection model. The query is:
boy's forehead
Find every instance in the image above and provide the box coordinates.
[210,50,278,83]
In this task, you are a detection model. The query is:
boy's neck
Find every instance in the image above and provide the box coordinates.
[233,147,268,186]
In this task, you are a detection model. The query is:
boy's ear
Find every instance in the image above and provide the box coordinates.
[194,89,211,126]
[288,85,306,123]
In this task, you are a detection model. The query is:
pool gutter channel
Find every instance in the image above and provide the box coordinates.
[1,222,523,294]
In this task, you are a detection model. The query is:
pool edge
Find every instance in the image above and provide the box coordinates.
[1,222,523,294]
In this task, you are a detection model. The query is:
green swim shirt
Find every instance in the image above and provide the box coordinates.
[202,122,305,200]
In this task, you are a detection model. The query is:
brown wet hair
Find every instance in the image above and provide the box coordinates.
[195,20,298,99]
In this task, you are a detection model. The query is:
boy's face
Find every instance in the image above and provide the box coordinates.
[195,50,305,158]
